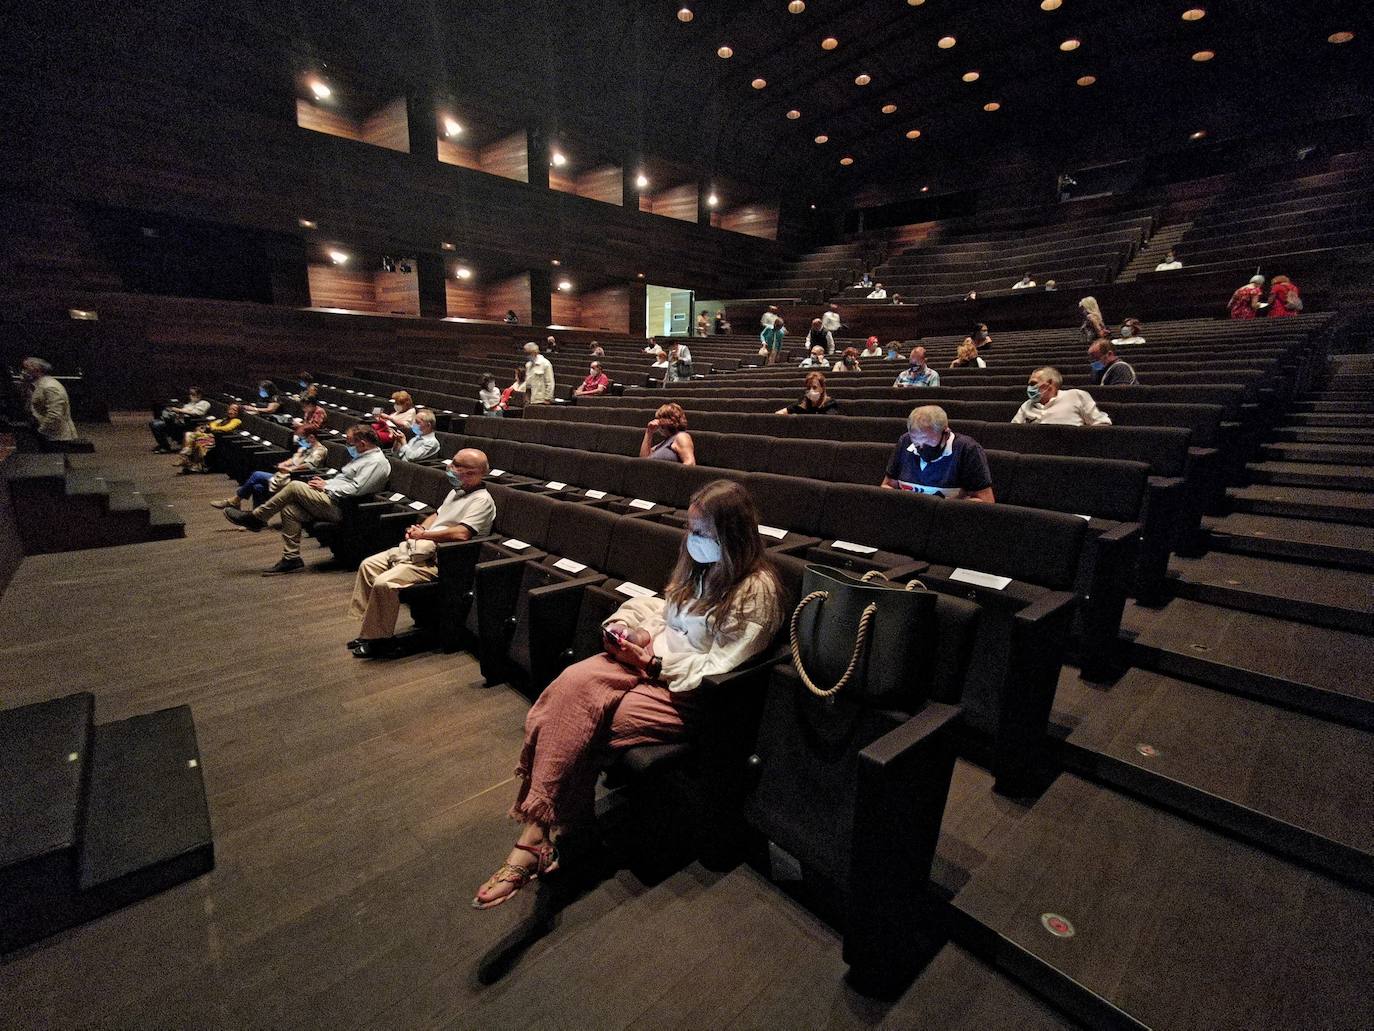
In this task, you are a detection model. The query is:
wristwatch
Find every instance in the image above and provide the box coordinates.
[647,656,663,680]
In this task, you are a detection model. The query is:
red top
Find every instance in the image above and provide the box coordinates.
[580,371,610,393]
[1228,284,1261,319]
[1269,282,1300,318]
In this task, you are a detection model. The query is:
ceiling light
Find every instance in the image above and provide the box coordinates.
[752,78,767,89]
[962,70,980,82]
[821,37,839,50]
[637,272,645,278]
[788,1,806,12]
[551,259,561,266]
[443,117,463,137]
[908,0,926,6]
[839,156,854,166]
[786,109,801,119]
[455,267,472,279]
[677,6,693,23]
[1181,8,1206,21]
[328,249,348,264]
[881,103,897,114]
[551,150,568,166]
[814,134,829,143]
[1190,130,1207,140]
[440,241,455,250]
[717,45,733,58]
[309,80,331,100]
[635,173,649,188]
[1328,31,1354,44]
[707,193,719,207]
[1077,74,1097,86]
[558,280,572,291]
[920,185,930,192]
[938,36,956,49]
[298,218,317,229]
[1192,49,1215,61]
[905,129,922,139]
[1060,38,1081,51]
[854,73,871,86]
[1040,0,1062,10]
[809,203,817,209]
[983,102,1001,112]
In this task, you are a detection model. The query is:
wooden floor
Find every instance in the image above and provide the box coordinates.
[0,418,1058,1029]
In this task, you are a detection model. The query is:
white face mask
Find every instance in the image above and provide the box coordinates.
[687,533,721,564]
[806,389,822,402]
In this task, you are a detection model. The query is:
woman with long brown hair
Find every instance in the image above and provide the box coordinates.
[777,371,840,414]
[473,480,783,909]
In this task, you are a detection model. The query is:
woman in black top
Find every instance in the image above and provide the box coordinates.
[777,372,840,415]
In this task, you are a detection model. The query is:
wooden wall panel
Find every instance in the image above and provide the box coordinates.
[445,279,484,318]
[374,270,420,314]
[576,166,623,206]
[579,285,631,333]
[480,132,530,183]
[307,264,377,311]
[360,97,411,153]
[548,167,578,196]
[720,203,779,240]
[436,137,481,170]
[550,291,582,327]
[646,184,698,223]
[295,99,363,142]
[484,273,531,323]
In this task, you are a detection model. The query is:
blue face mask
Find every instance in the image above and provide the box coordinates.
[259,389,269,399]
[346,445,359,460]
[446,469,465,491]
[298,380,308,389]
[1090,360,1106,372]
[687,533,721,564]
[410,422,422,436]
[1027,383,1041,400]
[295,436,309,449]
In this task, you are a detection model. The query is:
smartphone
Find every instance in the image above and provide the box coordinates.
[603,625,628,647]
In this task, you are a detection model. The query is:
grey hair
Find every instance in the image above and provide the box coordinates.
[23,357,53,374]
[1032,366,1064,388]
[523,341,539,354]
[1249,274,1265,285]
[908,405,949,436]
[416,408,437,430]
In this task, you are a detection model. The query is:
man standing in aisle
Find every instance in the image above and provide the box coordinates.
[523,341,556,404]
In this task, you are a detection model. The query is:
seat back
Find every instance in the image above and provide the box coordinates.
[604,518,684,587]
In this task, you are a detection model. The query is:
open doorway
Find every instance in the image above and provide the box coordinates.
[644,284,694,338]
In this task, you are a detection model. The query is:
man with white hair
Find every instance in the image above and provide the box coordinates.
[396,409,441,462]
[799,344,828,369]
[1228,275,1266,320]
[882,405,994,501]
[523,341,555,404]
[1014,367,1112,426]
[346,447,496,658]
[20,357,78,443]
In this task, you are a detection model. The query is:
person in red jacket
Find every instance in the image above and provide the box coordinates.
[1268,275,1301,317]
[1228,275,1265,319]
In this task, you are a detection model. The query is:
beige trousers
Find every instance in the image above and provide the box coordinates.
[253,481,340,560]
[347,546,440,639]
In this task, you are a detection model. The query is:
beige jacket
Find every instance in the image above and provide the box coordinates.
[30,376,78,440]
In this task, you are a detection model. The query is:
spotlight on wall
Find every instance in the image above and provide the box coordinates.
[298,218,317,229]
[707,193,719,207]
[455,267,473,279]
[309,80,331,100]
[443,117,463,137]
[551,151,568,167]
[328,249,349,265]
[677,5,694,23]
[557,279,573,291]
[635,173,649,188]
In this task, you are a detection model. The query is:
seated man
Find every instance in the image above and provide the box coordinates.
[574,360,610,397]
[1012,273,1036,290]
[292,396,327,435]
[1013,366,1112,426]
[866,282,887,300]
[799,345,829,369]
[1154,250,1183,272]
[1089,340,1138,386]
[213,424,327,509]
[882,405,994,501]
[397,408,441,462]
[346,448,496,658]
[20,357,78,446]
[225,424,391,575]
[150,387,211,453]
[894,346,941,387]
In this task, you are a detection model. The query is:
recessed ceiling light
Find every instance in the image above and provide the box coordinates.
[814,134,829,143]
[677,6,693,23]
[328,249,348,264]
[440,241,455,250]
[1190,130,1207,140]
[1328,31,1354,44]
[309,80,331,100]
[551,150,568,166]
[920,185,930,192]
[707,193,720,207]
[821,37,839,50]
[809,203,817,209]
[455,267,472,280]
[839,156,854,166]
[1060,38,1081,51]
[786,109,801,119]
[1040,0,1062,10]
[635,173,649,188]
[443,117,463,137]
[1192,49,1215,61]
[298,218,317,229]
[905,129,922,139]
[558,280,573,291]
[962,70,980,82]
[751,78,767,89]
[551,259,561,266]
[1182,8,1206,21]
[717,45,733,59]
[854,73,871,86]
[1077,74,1097,86]
[637,272,645,278]
[881,103,897,114]
[788,1,806,12]
[983,102,1001,112]
[908,0,925,6]
[938,36,957,49]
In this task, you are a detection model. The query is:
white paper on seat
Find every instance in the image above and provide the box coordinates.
[489,469,505,477]
[346,389,355,393]
[616,581,657,598]
[757,524,787,540]
[628,498,656,510]
[389,493,405,501]
[832,540,878,555]
[239,430,250,435]
[408,501,427,511]
[546,481,568,490]
[585,489,608,500]
[503,538,531,550]
[554,558,587,573]
[950,568,1012,591]
[1075,514,1092,521]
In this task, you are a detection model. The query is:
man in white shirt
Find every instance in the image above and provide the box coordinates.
[226,423,392,573]
[820,304,842,335]
[761,305,780,329]
[346,447,496,657]
[523,342,556,404]
[1013,367,1112,426]
[150,386,212,452]
[1012,273,1036,290]
[397,409,441,462]
[866,283,887,299]
[1154,250,1183,272]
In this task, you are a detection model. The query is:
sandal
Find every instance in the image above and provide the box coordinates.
[471,841,559,910]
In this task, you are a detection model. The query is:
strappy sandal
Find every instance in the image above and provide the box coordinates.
[471,841,559,910]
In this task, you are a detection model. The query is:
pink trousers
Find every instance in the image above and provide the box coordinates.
[511,654,701,828]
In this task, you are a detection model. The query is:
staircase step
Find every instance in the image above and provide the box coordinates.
[1126,598,1374,729]
[1283,413,1374,428]
[1247,460,1374,490]
[1,453,66,483]
[951,774,1374,1031]
[140,492,186,539]
[1293,401,1374,414]
[64,470,108,498]
[1205,511,1374,569]
[1057,667,1374,890]
[1169,551,1373,634]
[1229,484,1374,526]
[1261,442,1374,465]
[1273,425,1374,443]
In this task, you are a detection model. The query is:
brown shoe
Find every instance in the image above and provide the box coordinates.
[210,497,241,510]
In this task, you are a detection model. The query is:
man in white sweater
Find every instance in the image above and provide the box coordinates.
[523,342,556,404]
[1012,367,1111,426]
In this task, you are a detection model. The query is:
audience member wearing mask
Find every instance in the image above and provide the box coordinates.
[397,409,441,462]
[224,424,391,575]
[212,423,328,510]
[242,380,282,417]
[807,318,835,356]
[1268,275,1302,317]
[347,448,496,659]
[19,357,78,445]
[523,342,556,404]
[949,341,986,369]
[882,404,995,501]
[478,374,504,417]
[291,397,327,437]
[778,372,839,415]
[1078,297,1108,342]
[1113,319,1146,346]
[894,347,941,388]
[178,402,243,473]
[472,480,783,909]
[1013,367,1112,426]
[1012,273,1036,290]
[373,390,417,447]
[761,318,786,366]
[150,386,212,453]
[832,347,862,373]
[503,367,527,409]
[760,305,780,330]
[291,372,315,401]
[858,272,874,289]
[664,342,693,384]
[820,304,842,336]
[885,341,902,361]
[866,283,887,300]
[544,335,559,355]
[1155,250,1183,272]
[1228,275,1265,319]
[973,323,993,350]
[1088,341,1137,386]
[860,336,883,359]
[574,361,611,396]
[800,345,829,369]
[640,403,696,465]
[589,341,606,358]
